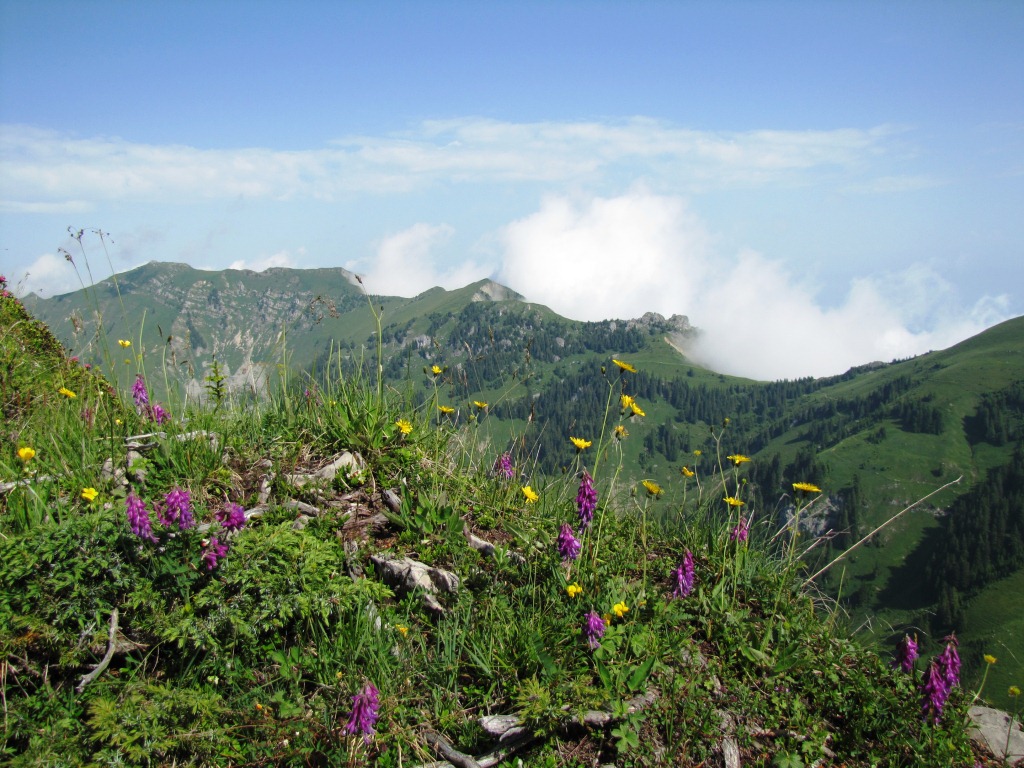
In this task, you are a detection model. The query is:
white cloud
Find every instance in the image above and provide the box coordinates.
[493,191,1013,380]
[0,119,899,207]
[353,223,488,296]
[497,189,711,320]
[228,249,299,272]
[11,252,83,297]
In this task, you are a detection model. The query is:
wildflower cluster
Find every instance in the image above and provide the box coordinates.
[908,635,960,723]
[124,488,247,571]
[576,470,596,528]
[131,374,171,425]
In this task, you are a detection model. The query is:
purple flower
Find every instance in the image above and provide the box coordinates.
[158,486,194,530]
[894,634,919,673]
[216,502,246,531]
[494,452,514,480]
[344,683,380,743]
[921,658,951,722]
[730,517,749,543]
[937,635,960,689]
[150,403,169,425]
[125,491,156,542]
[201,537,229,570]
[583,610,605,650]
[672,550,695,598]
[556,523,581,561]
[576,470,597,530]
[131,374,149,408]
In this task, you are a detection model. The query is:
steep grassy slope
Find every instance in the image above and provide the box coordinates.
[0,285,1000,766]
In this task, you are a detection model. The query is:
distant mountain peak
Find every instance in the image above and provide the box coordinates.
[470,279,524,303]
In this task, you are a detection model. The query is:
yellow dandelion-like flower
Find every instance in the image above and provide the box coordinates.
[118,339,132,348]
[566,583,583,598]
[694,449,702,456]
[612,359,637,373]
[792,482,821,494]
[570,436,592,451]
[614,424,629,439]
[680,466,695,478]
[612,601,629,618]
[431,365,444,376]
[620,394,635,409]
[522,486,539,503]
[726,454,751,465]
[1010,685,1021,697]
[396,625,409,637]
[115,418,123,426]
[58,386,76,398]
[629,402,646,417]
[81,487,99,502]
[723,496,745,507]
[642,480,663,496]
[395,419,413,435]
[17,446,35,462]
[473,400,488,410]
[438,405,455,414]
[984,654,997,665]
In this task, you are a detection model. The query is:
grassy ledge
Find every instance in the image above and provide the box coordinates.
[0,276,1014,767]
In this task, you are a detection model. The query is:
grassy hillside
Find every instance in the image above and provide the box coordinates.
[3,280,1011,766]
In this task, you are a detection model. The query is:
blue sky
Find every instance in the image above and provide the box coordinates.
[1,1,1022,379]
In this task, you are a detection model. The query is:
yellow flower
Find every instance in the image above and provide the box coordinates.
[642,480,663,496]
[1010,686,1021,697]
[473,400,488,410]
[431,365,444,376]
[620,394,635,409]
[118,339,132,348]
[602,613,612,626]
[612,359,637,373]
[566,583,583,599]
[396,625,409,637]
[522,486,539,503]
[984,654,997,665]
[81,487,99,502]
[680,466,695,478]
[792,482,821,494]
[570,436,591,451]
[612,601,629,618]
[58,386,76,398]
[629,402,646,417]
[614,425,629,439]
[694,450,702,456]
[395,419,413,435]
[115,418,123,426]
[17,446,35,462]
[438,405,455,414]
[723,496,745,507]
[727,454,751,465]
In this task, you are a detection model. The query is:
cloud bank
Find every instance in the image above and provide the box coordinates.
[492,190,1011,380]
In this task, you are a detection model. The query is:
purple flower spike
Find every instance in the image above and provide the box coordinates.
[576,470,597,530]
[150,403,169,425]
[344,683,380,743]
[730,517,749,543]
[921,659,950,722]
[159,486,194,529]
[216,502,247,531]
[556,523,582,562]
[132,374,149,408]
[937,635,960,689]
[126,491,156,542]
[894,634,919,673]
[202,537,229,570]
[583,610,606,650]
[672,550,695,598]
[494,452,514,480]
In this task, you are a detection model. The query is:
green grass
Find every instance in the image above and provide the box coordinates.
[1,279,1007,766]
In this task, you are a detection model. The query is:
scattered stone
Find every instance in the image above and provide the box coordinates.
[285,451,364,488]
[370,555,460,614]
[717,710,740,768]
[968,705,1024,765]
